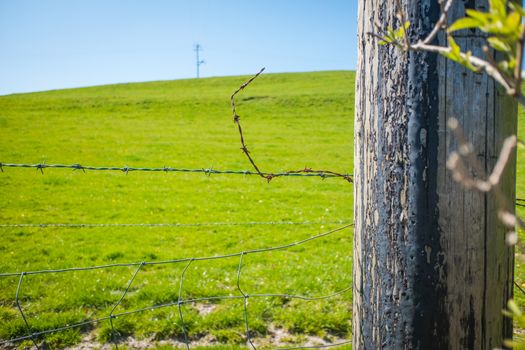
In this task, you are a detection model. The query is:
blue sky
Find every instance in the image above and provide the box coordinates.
[0,1,357,95]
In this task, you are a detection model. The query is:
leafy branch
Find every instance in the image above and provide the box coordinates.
[372,0,525,234]
[370,0,525,105]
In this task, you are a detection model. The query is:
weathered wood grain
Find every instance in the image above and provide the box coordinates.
[353,0,517,348]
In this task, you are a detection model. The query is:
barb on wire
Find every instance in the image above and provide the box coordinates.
[37,160,45,175]
[0,224,353,348]
[0,162,352,182]
[230,70,353,184]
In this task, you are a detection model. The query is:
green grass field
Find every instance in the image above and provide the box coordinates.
[0,71,523,350]
[0,71,354,349]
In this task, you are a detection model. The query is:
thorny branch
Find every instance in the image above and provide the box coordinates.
[230,69,353,183]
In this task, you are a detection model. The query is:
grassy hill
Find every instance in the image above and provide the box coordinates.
[0,71,355,349]
[0,71,523,349]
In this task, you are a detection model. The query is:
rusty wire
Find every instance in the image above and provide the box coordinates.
[0,224,353,350]
[230,69,353,184]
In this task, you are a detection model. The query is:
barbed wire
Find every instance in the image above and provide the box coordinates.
[0,162,352,181]
[0,224,353,350]
[517,198,525,208]
[0,219,350,229]
[230,69,353,184]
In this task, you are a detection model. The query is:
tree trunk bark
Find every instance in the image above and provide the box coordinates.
[353,0,516,349]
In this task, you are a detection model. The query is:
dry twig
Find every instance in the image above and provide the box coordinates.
[446,118,524,229]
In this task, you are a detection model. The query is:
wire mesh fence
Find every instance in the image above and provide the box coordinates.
[0,224,353,350]
[0,69,357,350]
[0,219,351,229]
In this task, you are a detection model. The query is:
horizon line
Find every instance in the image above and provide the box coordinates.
[0,69,355,97]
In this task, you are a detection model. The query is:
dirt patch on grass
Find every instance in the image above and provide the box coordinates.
[194,303,217,316]
[62,326,349,349]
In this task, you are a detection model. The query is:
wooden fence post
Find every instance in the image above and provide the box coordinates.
[353,0,517,348]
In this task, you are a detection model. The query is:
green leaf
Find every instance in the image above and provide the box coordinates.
[507,11,521,28]
[394,27,405,39]
[461,7,521,37]
[441,36,479,72]
[498,60,511,74]
[505,12,522,38]
[489,0,507,17]
[503,339,516,348]
[448,17,482,32]
[379,22,410,47]
[508,299,522,316]
[387,27,396,39]
[487,36,512,52]
[465,9,492,25]
[510,2,525,17]
[461,50,479,72]
[447,36,461,60]
[504,339,525,350]
[393,21,410,43]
